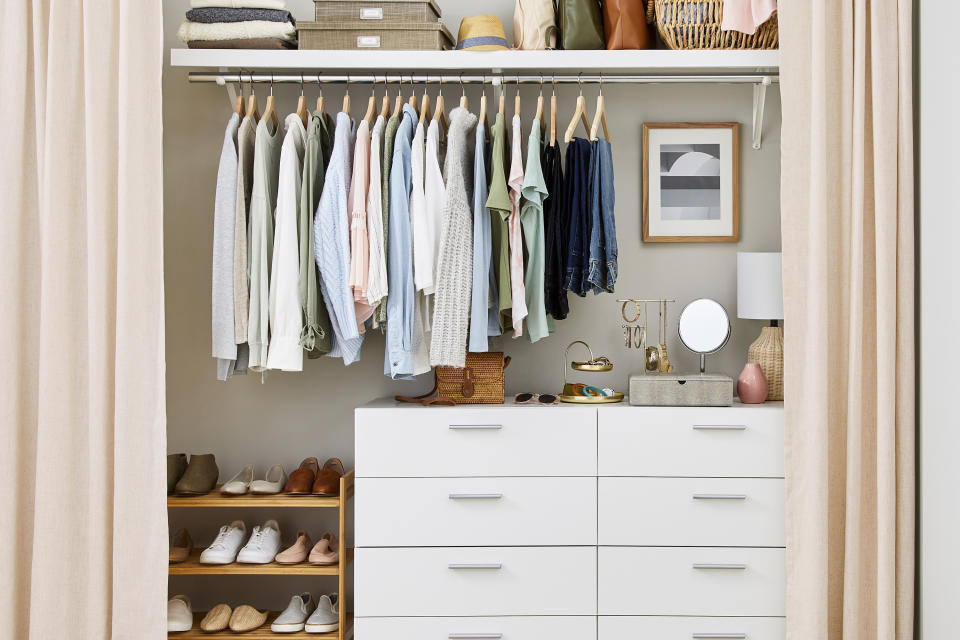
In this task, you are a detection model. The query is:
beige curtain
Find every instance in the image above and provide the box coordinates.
[0,2,167,638]
[779,2,915,639]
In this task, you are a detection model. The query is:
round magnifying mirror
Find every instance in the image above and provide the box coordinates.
[678,298,731,373]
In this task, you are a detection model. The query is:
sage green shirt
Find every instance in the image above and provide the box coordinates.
[485,113,512,333]
[521,120,552,342]
[376,114,401,325]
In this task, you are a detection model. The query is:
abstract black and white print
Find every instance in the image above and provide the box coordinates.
[659,143,721,221]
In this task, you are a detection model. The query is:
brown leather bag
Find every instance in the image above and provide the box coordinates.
[396,353,512,406]
[602,0,654,50]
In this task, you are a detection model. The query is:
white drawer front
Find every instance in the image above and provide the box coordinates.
[356,477,597,547]
[598,406,784,477]
[356,406,597,477]
[599,547,785,616]
[600,616,785,640]
[598,477,784,547]
[357,616,597,640]
[355,547,597,616]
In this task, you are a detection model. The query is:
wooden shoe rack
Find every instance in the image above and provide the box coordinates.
[168,471,354,639]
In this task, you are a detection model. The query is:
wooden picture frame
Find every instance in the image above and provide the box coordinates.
[642,122,740,243]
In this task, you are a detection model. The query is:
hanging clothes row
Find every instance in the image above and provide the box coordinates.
[210,77,618,381]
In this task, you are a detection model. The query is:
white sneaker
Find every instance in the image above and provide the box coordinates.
[237,519,281,563]
[304,593,338,633]
[200,520,247,564]
[250,464,287,495]
[167,594,193,632]
[221,464,255,495]
[271,593,315,633]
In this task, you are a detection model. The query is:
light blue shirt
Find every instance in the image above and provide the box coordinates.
[315,112,364,365]
[469,120,496,351]
[385,105,418,378]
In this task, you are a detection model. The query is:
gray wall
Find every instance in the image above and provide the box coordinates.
[163,0,781,609]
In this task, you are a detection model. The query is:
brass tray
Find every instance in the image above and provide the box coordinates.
[559,392,624,404]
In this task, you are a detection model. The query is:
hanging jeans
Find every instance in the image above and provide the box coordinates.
[562,137,592,297]
[587,138,617,293]
[543,142,569,320]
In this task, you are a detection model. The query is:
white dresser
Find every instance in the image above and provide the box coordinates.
[354,400,785,639]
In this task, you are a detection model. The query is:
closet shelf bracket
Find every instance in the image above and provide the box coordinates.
[752,76,772,150]
[217,67,241,110]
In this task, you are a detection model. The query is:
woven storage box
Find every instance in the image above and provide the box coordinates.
[650,0,778,50]
[315,0,441,23]
[298,21,454,50]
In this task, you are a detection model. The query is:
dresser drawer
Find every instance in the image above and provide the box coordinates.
[357,616,597,640]
[598,547,785,616]
[600,616,785,640]
[356,477,597,546]
[598,477,784,547]
[356,406,597,477]
[355,547,597,616]
[598,406,784,477]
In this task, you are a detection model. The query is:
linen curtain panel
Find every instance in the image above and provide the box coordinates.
[779,2,914,639]
[0,1,167,638]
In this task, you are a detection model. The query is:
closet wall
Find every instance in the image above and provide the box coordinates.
[162,0,781,608]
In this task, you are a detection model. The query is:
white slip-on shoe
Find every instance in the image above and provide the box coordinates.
[250,464,287,495]
[200,520,247,564]
[221,464,255,495]
[271,593,315,633]
[237,519,281,563]
[167,594,193,632]
[304,593,339,633]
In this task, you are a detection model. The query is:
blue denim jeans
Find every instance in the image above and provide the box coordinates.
[562,137,592,297]
[587,138,617,293]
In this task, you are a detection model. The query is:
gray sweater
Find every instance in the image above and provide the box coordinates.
[212,113,242,380]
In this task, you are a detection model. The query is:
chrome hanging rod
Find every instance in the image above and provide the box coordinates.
[189,72,777,86]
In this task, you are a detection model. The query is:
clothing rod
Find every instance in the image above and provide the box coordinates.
[188,72,778,86]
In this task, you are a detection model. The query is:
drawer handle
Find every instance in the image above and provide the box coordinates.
[449,635,503,639]
[449,424,503,430]
[692,424,747,431]
[448,563,502,570]
[692,634,747,639]
[360,7,384,19]
[449,493,503,500]
[693,563,747,570]
[693,493,747,500]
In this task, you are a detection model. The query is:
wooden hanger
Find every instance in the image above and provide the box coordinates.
[479,75,490,136]
[534,76,544,126]
[316,74,325,115]
[459,73,468,110]
[550,92,557,146]
[296,76,308,127]
[380,78,390,119]
[432,79,448,134]
[245,74,260,122]
[419,92,431,126]
[363,91,376,125]
[341,75,351,115]
[589,94,610,141]
[392,77,404,119]
[261,76,279,132]
[234,93,245,117]
[408,76,418,111]
[513,76,521,119]
[498,76,505,116]
[564,75,591,143]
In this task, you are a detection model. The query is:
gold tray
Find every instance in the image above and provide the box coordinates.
[559,392,624,404]
[571,361,613,372]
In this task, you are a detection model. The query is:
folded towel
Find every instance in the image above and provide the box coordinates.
[177,19,297,43]
[186,8,294,24]
[721,0,777,35]
[188,37,296,49]
[191,0,287,9]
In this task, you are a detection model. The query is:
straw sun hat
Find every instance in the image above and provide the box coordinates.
[455,14,510,50]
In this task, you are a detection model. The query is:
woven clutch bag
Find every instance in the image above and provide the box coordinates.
[397,353,511,406]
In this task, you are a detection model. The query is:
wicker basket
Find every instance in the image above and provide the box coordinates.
[315,0,441,24]
[649,0,778,50]
[298,20,454,50]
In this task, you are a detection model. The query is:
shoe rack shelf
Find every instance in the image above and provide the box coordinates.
[168,471,354,639]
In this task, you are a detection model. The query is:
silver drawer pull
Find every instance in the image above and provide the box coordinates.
[449,424,503,430]
[449,563,502,570]
[693,424,747,431]
[449,635,503,639]
[693,634,747,639]
[449,493,503,500]
[693,493,747,500]
[693,563,747,570]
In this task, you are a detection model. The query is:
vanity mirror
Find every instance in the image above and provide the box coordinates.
[678,298,732,373]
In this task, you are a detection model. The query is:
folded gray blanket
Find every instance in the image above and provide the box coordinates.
[185,7,295,24]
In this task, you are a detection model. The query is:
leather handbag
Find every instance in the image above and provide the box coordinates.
[396,353,512,406]
[555,0,605,50]
[602,0,654,49]
[513,0,558,50]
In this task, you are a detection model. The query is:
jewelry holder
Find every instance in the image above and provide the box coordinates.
[559,341,624,404]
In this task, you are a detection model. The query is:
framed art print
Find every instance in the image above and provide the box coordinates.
[642,122,740,242]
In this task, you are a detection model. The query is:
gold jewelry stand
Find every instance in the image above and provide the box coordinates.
[559,341,624,404]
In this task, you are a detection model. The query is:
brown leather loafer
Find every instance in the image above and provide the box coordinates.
[312,458,345,496]
[169,528,193,564]
[167,453,187,495]
[284,457,319,495]
[174,453,219,495]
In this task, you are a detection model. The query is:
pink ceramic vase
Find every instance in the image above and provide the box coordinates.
[737,362,769,403]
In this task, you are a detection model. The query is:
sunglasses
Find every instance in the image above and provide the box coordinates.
[514,393,559,405]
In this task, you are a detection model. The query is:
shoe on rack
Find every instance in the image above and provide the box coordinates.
[275,530,313,564]
[312,458,345,496]
[308,532,339,565]
[271,593,315,633]
[284,457,319,495]
[200,604,232,632]
[167,454,187,495]
[169,528,193,564]
[250,464,287,495]
[174,454,219,495]
[229,605,267,633]
[200,520,247,564]
[167,594,193,632]
[304,593,339,634]
[221,464,254,495]
[237,520,281,563]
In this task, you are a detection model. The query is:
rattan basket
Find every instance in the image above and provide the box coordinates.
[298,20,454,50]
[649,0,778,50]
[314,0,441,24]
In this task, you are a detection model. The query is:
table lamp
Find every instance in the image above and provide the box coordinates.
[737,252,784,401]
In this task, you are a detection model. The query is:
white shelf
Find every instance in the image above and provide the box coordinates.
[170,48,778,75]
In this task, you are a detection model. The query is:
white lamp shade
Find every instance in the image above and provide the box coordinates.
[737,252,784,320]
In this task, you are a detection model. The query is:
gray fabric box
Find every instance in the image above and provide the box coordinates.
[629,373,734,407]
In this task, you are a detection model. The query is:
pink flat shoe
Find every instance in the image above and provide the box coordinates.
[308,532,340,565]
[275,530,313,564]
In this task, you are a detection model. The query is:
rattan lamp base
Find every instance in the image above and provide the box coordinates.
[748,325,784,401]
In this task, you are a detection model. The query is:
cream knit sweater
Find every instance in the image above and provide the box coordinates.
[430,107,478,367]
